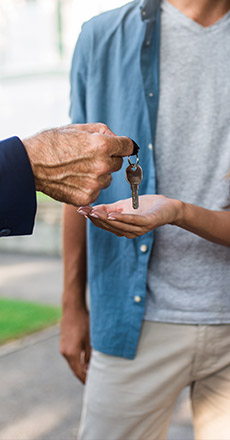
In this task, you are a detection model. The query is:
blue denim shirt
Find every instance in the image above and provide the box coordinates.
[70,0,161,359]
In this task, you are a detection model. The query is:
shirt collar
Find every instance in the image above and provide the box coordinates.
[140,0,160,21]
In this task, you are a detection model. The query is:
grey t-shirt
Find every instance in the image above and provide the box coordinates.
[144,0,230,324]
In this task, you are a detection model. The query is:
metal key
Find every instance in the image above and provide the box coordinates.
[126,161,143,209]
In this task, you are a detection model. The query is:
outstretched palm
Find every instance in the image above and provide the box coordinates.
[78,195,182,238]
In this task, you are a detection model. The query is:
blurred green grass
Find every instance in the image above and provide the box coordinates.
[0,298,61,345]
[37,192,52,202]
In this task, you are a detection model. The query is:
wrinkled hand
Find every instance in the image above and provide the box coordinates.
[77,195,183,238]
[23,123,134,206]
[60,306,90,384]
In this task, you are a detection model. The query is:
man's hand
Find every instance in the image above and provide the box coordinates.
[60,305,90,384]
[77,195,182,238]
[23,123,134,206]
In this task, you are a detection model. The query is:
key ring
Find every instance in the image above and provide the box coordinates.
[128,153,139,167]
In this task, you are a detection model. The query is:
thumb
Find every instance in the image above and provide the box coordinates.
[110,136,134,157]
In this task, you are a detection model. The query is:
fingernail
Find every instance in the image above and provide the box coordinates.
[77,208,88,215]
[89,212,99,219]
[107,215,116,220]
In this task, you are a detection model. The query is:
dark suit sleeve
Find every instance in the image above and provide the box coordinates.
[0,137,37,236]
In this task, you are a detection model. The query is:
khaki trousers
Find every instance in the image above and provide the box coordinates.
[78,322,230,440]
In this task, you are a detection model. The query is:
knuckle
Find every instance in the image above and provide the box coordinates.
[92,189,100,202]
[95,159,110,175]
[97,137,111,154]
[127,233,135,239]
[114,157,123,171]
[118,158,123,169]
[59,341,66,357]
[94,133,105,146]
[88,134,103,153]
[90,177,101,191]
[60,346,68,358]
[83,188,100,205]
[103,174,112,189]
[81,194,92,206]
[97,122,107,131]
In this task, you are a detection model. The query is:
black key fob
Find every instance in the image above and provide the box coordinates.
[130,139,140,156]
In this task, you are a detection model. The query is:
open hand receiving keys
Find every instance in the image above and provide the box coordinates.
[77,195,182,238]
[78,194,230,247]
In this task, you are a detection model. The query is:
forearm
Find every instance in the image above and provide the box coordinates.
[176,202,230,246]
[62,204,87,311]
[61,204,89,383]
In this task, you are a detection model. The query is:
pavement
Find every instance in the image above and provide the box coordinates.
[0,252,194,440]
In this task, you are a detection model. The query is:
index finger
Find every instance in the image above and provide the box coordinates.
[72,122,115,136]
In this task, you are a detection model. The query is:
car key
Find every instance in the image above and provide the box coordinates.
[126,155,143,209]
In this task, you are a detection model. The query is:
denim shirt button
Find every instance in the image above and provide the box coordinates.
[148,143,153,151]
[140,244,148,253]
[149,92,154,97]
[134,295,142,303]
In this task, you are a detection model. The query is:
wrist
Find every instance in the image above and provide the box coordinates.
[22,136,43,191]
[23,130,55,193]
[171,199,185,226]
[62,292,87,313]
